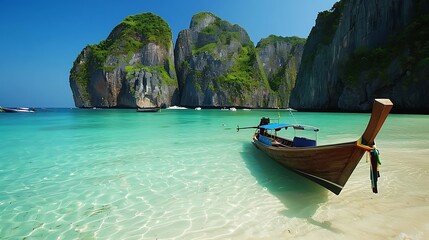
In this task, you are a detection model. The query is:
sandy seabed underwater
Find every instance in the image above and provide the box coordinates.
[0,108,428,239]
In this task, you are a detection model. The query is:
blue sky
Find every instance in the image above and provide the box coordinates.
[0,0,338,107]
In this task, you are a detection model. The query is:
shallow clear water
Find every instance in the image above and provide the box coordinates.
[0,109,428,239]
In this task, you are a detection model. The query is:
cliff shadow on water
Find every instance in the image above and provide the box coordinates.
[240,143,341,231]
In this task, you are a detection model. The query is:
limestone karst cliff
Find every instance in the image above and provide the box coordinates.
[70,4,429,112]
[290,0,429,112]
[174,12,275,108]
[256,35,305,108]
[70,13,178,108]
[70,12,305,109]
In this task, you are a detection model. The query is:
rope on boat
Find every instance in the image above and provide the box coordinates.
[356,137,381,194]
[355,137,375,151]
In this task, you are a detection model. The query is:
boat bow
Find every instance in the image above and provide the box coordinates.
[250,99,393,195]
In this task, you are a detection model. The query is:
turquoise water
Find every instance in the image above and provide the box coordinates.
[0,109,428,239]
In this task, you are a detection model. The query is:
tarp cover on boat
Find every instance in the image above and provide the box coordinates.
[259,123,289,129]
[260,123,319,132]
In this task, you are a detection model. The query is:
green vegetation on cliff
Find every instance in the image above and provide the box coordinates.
[191,12,219,28]
[125,64,176,86]
[87,42,110,70]
[255,35,303,104]
[70,57,90,100]
[300,0,346,70]
[269,67,285,92]
[88,13,172,69]
[268,57,297,93]
[112,13,172,52]
[316,0,346,45]
[185,12,266,99]
[192,43,218,55]
[257,35,306,48]
[217,45,259,90]
[192,12,244,55]
[71,13,175,98]
[341,47,390,87]
[341,13,429,87]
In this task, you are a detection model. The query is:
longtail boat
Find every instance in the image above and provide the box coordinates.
[136,107,160,112]
[237,99,393,195]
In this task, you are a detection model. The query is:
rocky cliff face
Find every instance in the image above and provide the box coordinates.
[70,12,307,109]
[256,36,305,107]
[291,0,429,112]
[174,12,276,108]
[70,13,178,108]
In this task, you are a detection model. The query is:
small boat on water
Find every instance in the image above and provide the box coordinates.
[136,107,160,112]
[167,106,187,110]
[237,99,393,195]
[0,107,36,113]
[195,107,202,110]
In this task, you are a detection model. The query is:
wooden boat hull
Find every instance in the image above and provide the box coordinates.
[253,139,365,194]
[251,99,393,195]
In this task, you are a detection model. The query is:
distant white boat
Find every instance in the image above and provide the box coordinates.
[229,107,237,111]
[243,108,251,111]
[1,107,35,113]
[221,107,229,111]
[195,107,201,110]
[167,106,187,110]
